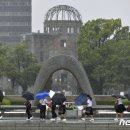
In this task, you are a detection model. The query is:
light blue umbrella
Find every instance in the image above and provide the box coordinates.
[35,92,49,100]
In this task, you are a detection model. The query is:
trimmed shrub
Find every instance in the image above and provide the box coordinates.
[10,99,25,105]
[2,98,11,105]
[1,96,25,105]
[122,99,130,105]
[96,100,115,105]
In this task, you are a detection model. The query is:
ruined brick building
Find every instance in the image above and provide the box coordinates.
[22,5,83,94]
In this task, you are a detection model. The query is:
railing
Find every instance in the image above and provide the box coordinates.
[0,104,115,114]
[0,103,129,116]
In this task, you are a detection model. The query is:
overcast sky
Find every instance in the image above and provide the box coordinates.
[32,0,130,32]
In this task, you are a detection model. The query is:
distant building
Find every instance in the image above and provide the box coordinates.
[22,5,82,94]
[0,0,31,93]
[0,0,31,44]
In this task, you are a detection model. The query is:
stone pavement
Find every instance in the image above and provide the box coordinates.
[0,117,129,130]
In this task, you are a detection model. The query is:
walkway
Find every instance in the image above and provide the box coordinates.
[0,117,129,130]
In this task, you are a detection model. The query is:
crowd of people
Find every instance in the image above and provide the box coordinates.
[80,95,127,122]
[24,94,95,122]
[13,94,129,122]
[24,98,67,121]
[0,93,128,122]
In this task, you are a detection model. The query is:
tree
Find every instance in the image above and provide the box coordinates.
[0,43,10,77]
[104,40,130,90]
[6,43,41,92]
[78,18,130,94]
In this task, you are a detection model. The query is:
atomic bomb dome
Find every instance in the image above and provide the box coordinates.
[23,5,83,95]
[44,5,82,21]
[44,5,82,35]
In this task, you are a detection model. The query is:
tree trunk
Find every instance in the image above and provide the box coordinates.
[21,85,28,93]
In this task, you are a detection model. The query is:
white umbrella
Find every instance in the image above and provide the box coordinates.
[49,90,55,98]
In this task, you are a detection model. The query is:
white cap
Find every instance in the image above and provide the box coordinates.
[3,91,5,96]
[120,92,124,96]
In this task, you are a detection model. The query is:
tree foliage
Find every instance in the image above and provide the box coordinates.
[0,43,10,77]
[78,18,130,94]
[5,43,41,92]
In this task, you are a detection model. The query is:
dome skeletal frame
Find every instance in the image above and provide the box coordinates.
[44,5,82,21]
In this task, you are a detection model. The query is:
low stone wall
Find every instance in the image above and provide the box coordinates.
[5,95,115,104]
[0,121,129,130]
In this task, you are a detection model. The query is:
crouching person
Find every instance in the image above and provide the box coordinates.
[57,101,67,121]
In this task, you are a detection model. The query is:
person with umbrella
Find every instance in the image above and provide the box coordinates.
[22,92,34,120]
[35,92,49,120]
[48,90,57,121]
[24,100,33,120]
[81,95,94,122]
[48,90,66,121]
[57,91,67,121]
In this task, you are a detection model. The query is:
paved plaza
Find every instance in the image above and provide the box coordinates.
[0,117,129,130]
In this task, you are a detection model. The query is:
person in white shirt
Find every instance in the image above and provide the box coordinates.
[39,98,47,120]
[81,95,94,122]
[114,97,126,121]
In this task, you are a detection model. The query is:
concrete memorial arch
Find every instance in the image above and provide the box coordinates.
[33,55,96,106]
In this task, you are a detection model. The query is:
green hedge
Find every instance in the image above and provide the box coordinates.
[2,97,25,105]
[96,99,130,105]
[10,99,25,105]
[122,99,130,105]
[66,105,76,110]
[2,98,11,105]
[96,100,115,105]
[2,96,130,106]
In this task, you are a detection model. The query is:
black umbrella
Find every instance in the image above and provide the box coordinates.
[51,93,66,105]
[22,92,34,100]
[0,90,4,102]
[125,93,130,100]
[111,94,126,99]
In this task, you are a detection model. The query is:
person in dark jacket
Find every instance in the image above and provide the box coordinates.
[24,100,33,120]
[49,100,57,121]
[58,101,67,121]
